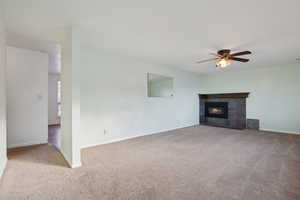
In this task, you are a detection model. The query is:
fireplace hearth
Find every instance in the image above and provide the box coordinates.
[199,93,249,129]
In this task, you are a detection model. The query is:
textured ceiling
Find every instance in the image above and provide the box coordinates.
[3,0,300,74]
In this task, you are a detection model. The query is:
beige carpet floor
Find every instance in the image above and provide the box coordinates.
[0,125,300,200]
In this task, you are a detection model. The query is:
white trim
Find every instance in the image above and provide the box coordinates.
[0,157,7,179]
[59,148,82,168]
[70,162,82,168]
[81,124,198,149]
[7,141,48,149]
[260,129,300,135]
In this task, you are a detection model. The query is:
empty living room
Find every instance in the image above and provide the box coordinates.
[0,0,300,200]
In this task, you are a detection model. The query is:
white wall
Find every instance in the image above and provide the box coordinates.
[60,28,81,168]
[6,47,48,148]
[80,47,201,148]
[199,64,300,134]
[0,12,7,179]
[48,74,60,125]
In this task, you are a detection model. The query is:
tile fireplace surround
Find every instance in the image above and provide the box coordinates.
[199,93,249,129]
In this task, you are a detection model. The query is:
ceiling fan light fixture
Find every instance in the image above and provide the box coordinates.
[216,58,231,68]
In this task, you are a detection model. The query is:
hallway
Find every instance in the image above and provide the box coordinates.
[48,125,60,148]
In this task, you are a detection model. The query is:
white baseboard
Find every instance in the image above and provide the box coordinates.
[260,129,300,135]
[58,148,82,169]
[0,157,7,179]
[81,124,198,149]
[7,140,48,149]
[70,162,82,168]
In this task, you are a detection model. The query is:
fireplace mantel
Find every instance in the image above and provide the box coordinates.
[199,92,249,99]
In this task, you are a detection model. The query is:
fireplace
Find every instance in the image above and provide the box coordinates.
[199,93,249,129]
[205,102,228,119]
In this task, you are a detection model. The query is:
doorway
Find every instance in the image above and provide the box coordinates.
[48,77,61,148]
[6,37,62,150]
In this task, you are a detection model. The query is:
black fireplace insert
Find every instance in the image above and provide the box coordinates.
[205,102,228,119]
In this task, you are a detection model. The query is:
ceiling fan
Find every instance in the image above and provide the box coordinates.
[196,49,252,68]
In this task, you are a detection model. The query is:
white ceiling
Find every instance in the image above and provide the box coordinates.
[3,0,300,74]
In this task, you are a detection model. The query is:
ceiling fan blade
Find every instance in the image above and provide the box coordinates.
[231,57,249,62]
[210,53,221,57]
[230,51,252,57]
[196,58,218,64]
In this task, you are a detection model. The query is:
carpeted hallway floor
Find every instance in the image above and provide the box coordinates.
[0,125,300,200]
